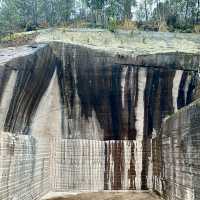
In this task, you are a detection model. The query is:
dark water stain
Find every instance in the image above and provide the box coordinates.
[0,67,12,105]
[186,73,197,105]
[177,72,188,109]
[129,142,136,190]
[4,52,57,134]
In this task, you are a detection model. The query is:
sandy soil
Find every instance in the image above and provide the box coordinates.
[42,192,162,200]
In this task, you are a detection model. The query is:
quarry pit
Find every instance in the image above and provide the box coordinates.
[0,29,200,200]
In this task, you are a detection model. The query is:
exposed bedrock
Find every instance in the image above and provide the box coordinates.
[0,42,199,199]
[154,98,200,200]
[0,43,198,138]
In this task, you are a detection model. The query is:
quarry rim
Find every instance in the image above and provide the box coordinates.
[1,30,200,200]
[0,41,200,72]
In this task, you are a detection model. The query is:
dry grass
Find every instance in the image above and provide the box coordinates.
[35,28,200,55]
[117,20,138,31]
[1,28,200,56]
[66,20,91,29]
[194,24,200,33]
[158,21,169,32]
[0,32,38,48]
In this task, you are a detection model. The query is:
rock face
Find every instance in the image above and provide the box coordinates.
[0,44,54,200]
[0,42,199,199]
[0,134,50,200]
[154,99,200,200]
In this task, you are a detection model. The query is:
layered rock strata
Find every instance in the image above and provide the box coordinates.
[155,99,200,200]
[0,43,199,199]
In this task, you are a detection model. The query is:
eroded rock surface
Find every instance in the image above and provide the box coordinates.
[0,41,199,200]
[41,191,161,200]
[154,98,200,200]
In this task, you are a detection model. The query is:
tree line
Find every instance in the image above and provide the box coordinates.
[0,0,200,32]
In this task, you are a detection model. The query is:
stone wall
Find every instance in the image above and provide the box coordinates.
[154,99,200,200]
[52,139,151,191]
[152,136,163,195]
[52,139,105,191]
[0,133,50,200]
[0,43,199,199]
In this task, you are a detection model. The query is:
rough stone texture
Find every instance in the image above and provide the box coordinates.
[154,99,200,200]
[152,136,162,195]
[41,191,161,200]
[51,43,197,141]
[0,42,199,199]
[52,139,105,191]
[0,44,56,200]
[192,79,200,101]
[52,140,149,191]
[0,133,50,200]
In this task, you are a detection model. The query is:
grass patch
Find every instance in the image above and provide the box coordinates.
[117,19,138,31]
[0,31,38,47]
[194,24,200,33]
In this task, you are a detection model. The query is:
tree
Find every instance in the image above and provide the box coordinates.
[136,0,153,21]
[59,0,74,22]
[0,0,75,29]
[85,0,106,10]
[84,0,107,25]
[0,0,20,31]
[0,0,200,33]
[197,0,200,23]
[123,0,137,20]
[105,0,123,19]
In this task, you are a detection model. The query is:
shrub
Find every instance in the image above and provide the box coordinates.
[158,21,169,32]
[194,24,200,33]
[25,22,37,32]
[167,15,178,28]
[138,21,159,32]
[118,19,138,31]
[107,17,117,32]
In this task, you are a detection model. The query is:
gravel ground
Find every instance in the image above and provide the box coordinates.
[41,192,162,200]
